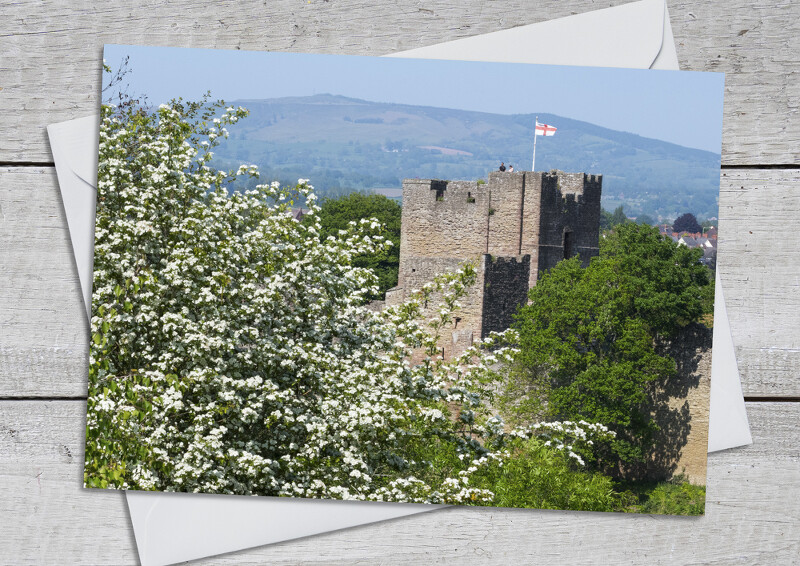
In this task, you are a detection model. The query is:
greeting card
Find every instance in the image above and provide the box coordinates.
[86,45,724,514]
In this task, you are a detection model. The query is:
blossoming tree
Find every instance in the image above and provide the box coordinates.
[85,91,615,509]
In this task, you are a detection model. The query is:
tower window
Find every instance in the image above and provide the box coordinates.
[563,230,573,259]
[431,180,447,201]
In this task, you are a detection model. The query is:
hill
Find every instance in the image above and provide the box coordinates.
[213,94,721,221]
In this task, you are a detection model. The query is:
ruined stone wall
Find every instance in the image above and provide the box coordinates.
[520,171,544,287]
[389,170,602,358]
[536,172,602,278]
[487,172,525,257]
[649,324,712,485]
[393,179,491,345]
[480,254,531,338]
[398,179,488,281]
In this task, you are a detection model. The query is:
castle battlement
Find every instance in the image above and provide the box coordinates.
[387,169,602,355]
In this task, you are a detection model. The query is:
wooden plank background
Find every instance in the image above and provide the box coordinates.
[0,0,798,563]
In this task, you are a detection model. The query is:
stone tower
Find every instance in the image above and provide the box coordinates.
[385,170,602,357]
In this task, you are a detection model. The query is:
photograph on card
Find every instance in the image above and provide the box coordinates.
[86,45,724,514]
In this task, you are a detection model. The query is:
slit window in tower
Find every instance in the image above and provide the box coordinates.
[564,230,573,259]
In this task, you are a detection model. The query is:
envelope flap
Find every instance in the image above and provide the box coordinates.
[50,115,100,187]
[387,0,666,70]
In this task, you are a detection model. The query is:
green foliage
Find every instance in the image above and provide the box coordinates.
[311,193,401,300]
[601,223,710,335]
[466,438,621,511]
[636,214,655,226]
[510,223,711,475]
[496,358,551,426]
[637,476,706,515]
[672,212,702,234]
[610,205,629,227]
[599,205,630,231]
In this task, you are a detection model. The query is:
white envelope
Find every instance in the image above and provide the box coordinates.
[48,1,750,564]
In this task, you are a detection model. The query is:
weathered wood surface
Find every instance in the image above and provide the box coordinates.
[0,0,798,165]
[0,401,797,565]
[3,167,797,398]
[718,169,800,398]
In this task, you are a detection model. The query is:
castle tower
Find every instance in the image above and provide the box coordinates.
[385,170,602,356]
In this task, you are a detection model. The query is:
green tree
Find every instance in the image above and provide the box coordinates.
[311,193,401,301]
[672,212,702,234]
[510,223,710,475]
[636,214,655,226]
[599,205,630,232]
[611,205,629,227]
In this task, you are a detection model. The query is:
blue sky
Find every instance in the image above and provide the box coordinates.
[104,45,724,154]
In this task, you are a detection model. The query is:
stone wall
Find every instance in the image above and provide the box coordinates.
[480,254,531,338]
[487,172,525,257]
[396,170,602,298]
[536,172,602,279]
[389,170,603,347]
[648,323,713,485]
[398,179,488,275]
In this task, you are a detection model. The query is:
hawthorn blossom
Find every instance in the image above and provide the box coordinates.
[84,95,612,507]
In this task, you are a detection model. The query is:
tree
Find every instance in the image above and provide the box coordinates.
[636,214,655,226]
[85,86,615,508]
[611,205,629,227]
[672,212,702,234]
[510,223,710,475]
[311,193,401,301]
[599,205,629,232]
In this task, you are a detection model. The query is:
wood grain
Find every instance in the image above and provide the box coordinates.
[2,167,797,397]
[0,0,798,165]
[1,400,797,565]
[718,169,800,397]
[0,167,89,398]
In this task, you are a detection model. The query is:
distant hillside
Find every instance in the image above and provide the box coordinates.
[212,94,721,221]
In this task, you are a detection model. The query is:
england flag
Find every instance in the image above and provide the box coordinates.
[535,121,557,136]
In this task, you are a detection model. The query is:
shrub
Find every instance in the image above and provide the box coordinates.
[639,477,706,515]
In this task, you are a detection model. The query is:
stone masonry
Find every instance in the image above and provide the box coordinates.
[385,170,602,358]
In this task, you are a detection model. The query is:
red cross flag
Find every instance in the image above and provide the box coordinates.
[535,121,557,136]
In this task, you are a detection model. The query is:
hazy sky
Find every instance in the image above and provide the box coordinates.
[104,45,725,154]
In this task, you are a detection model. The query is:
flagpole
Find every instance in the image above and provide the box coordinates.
[531,116,538,171]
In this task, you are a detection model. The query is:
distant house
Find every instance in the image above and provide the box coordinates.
[668,230,717,269]
[701,245,717,269]
[696,237,717,250]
